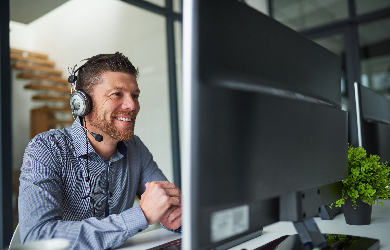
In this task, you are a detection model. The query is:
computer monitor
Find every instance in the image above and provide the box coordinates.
[355,83,390,163]
[182,1,348,249]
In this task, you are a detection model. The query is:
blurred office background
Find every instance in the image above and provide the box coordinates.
[1,0,390,248]
[270,0,390,148]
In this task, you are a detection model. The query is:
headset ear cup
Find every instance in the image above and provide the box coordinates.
[69,91,92,117]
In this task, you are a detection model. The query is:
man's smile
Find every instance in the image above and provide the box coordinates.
[115,116,133,122]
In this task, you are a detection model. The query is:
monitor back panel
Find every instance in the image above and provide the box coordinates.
[358,84,390,163]
[189,86,347,249]
[184,1,348,249]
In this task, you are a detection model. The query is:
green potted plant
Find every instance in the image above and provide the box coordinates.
[334,145,390,225]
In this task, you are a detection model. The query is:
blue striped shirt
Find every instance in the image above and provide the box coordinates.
[18,120,177,249]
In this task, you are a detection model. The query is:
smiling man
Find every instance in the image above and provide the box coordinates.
[18,52,181,249]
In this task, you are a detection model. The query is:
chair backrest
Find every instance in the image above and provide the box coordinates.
[9,224,21,249]
[8,225,70,250]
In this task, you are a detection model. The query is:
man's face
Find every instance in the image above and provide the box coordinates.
[87,71,140,142]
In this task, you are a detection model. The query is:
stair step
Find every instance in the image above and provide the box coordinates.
[17,73,69,85]
[32,95,69,102]
[32,106,72,112]
[10,48,48,60]
[24,83,70,93]
[11,53,55,67]
[12,62,62,75]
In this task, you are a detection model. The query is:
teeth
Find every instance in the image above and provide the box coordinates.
[116,117,132,122]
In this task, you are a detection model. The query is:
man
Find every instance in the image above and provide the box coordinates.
[18,52,182,249]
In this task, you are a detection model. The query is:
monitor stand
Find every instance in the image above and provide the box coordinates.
[320,204,343,220]
[293,217,330,249]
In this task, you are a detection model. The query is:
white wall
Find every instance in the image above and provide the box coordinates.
[247,0,269,15]
[10,0,174,182]
[9,22,33,50]
[10,21,38,174]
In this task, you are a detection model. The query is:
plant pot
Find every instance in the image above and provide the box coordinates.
[343,198,372,225]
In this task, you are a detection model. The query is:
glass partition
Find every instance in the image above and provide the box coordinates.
[359,17,390,97]
[356,0,390,16]
[273,0,348,31]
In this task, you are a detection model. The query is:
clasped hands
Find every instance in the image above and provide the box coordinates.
[139,181,182,230]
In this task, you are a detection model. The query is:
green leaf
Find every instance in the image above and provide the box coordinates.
[335,145,390,206]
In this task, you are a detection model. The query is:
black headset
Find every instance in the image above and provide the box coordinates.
[68,65,92,117]
[68,64,103,142]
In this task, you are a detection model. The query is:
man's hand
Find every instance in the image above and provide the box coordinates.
[139,181,181,226]
[160,205,182,230]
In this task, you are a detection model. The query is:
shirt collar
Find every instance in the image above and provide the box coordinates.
[110,141,127,162]
[117,141,127,156]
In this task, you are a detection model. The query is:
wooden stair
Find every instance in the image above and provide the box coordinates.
[17,73,68,85]
[10,48,72,139]
[12,62,62,75]
[11,48,48,59]
[10,53,55,67]
[24,82,69,93]
[32,95,69,102]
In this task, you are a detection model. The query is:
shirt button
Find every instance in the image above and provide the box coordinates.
[109,192,113,197]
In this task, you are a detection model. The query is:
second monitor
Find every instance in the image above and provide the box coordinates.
[182,1,348,249]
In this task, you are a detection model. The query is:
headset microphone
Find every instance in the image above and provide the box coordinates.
[73,116,103,142]
[81,122,103,142]
[89,131,103,142]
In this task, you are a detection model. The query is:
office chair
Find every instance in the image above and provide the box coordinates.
[9,224,21,249]
[8,225,70,250]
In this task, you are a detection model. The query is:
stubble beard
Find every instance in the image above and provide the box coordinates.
[89,108,136,141]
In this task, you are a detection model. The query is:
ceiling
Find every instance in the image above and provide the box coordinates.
[10,0,69,24]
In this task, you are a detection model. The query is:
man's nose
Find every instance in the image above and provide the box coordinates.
[122,95,137,110]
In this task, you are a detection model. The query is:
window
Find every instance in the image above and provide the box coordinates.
[359,17,390,96]
[272,0,348,31]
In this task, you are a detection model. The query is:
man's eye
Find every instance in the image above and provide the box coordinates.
[133,94,139,99]
[113,92,121,96]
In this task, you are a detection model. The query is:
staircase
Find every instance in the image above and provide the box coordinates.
[10,48,73,139]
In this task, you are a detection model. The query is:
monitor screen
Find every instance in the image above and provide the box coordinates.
[355,83,390,163]
[182,1,348,249]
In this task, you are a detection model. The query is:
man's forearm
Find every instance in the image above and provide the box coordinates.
[19,205,148,249]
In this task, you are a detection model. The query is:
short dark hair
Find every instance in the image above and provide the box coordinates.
[75,52,139,94]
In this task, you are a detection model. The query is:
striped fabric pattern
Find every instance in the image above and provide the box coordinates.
[18,121,179,249]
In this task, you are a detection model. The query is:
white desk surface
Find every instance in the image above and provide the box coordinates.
[117,201,390,249]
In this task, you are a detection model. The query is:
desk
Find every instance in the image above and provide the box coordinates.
[117,228,181,250]
[117,202,390,249]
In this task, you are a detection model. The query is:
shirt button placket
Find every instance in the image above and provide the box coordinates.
[105,160,110,217]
